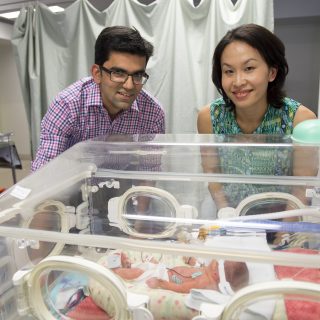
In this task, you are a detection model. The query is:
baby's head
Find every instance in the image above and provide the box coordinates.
[120,252,131,268]
[207,259,249,294]
[223,260,249,293]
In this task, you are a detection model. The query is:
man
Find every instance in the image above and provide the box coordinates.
[32,26,165,171]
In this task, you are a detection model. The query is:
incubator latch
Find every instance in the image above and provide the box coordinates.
[83,179,120,198]
[306,187,320,199]
[16,239,39,250]
[98,179,120,189]
[75,201,90,230]
[12,269,32,316]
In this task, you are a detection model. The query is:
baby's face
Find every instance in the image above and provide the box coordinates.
[121,253,131,268]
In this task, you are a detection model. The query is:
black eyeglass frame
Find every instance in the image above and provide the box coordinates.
[99,65,149,85]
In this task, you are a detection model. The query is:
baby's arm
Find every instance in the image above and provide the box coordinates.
[146,278,192,293]
[113,267,144,280]
[146,274,211,294]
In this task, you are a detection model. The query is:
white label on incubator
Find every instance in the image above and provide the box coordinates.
[306,188,320,198]
[107,254,121,268]
[10,186,31,200]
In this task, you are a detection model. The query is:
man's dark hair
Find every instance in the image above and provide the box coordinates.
[212,23,289,109]
[95,26,154,66]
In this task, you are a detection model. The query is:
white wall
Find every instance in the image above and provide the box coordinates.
[274,0,320,117]
[0,20,12,40]
[0,22,31,157]
[275,18,320,116]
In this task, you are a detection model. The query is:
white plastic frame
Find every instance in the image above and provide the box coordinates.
[218,192,305,219]
[221,280,320,320]
[218,260,234,296]
[12,255,152,320]
[108,186,198,238]
[7,200,88,269]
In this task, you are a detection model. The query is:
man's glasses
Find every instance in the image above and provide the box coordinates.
[100,66,149,85]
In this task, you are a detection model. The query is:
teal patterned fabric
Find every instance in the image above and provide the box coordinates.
[209,97,300,207]
[218,145,293,207]
[209,97,299,134]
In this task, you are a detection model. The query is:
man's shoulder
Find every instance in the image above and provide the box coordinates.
[136,89,163,110]
[58,77,97,101]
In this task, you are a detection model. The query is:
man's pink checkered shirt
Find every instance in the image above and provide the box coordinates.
[32,77,165,171]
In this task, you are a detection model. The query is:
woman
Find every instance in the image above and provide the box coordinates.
[197,24,317,221]
[197,23,316,135]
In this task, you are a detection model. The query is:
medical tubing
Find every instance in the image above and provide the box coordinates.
[243,219,320,233]
[227,207,320,221]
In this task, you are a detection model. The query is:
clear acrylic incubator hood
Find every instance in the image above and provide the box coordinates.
[0,134,319,320]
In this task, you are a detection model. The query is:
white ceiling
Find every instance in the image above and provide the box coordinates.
[0,0,112,15]
[0,0,163,14]
[0,0,164,23]
[0,0,206,16]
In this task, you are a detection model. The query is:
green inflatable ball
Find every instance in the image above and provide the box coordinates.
[291,119,320,144]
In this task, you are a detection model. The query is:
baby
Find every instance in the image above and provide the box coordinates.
[109,252,249,294]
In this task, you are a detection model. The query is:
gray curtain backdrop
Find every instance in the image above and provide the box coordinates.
[11,0,273,157]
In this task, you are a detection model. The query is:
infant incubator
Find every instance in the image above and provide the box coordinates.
[0,134,319,320]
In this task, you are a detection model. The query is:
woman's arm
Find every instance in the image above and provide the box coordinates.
[197,105,228,209]
[272,105,318,245]
[197,105,213,134]
[293,105,317,127]
[292,105,318,204]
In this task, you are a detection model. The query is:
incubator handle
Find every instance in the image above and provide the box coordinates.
[221,280,320,320]
[14,255,128,320]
